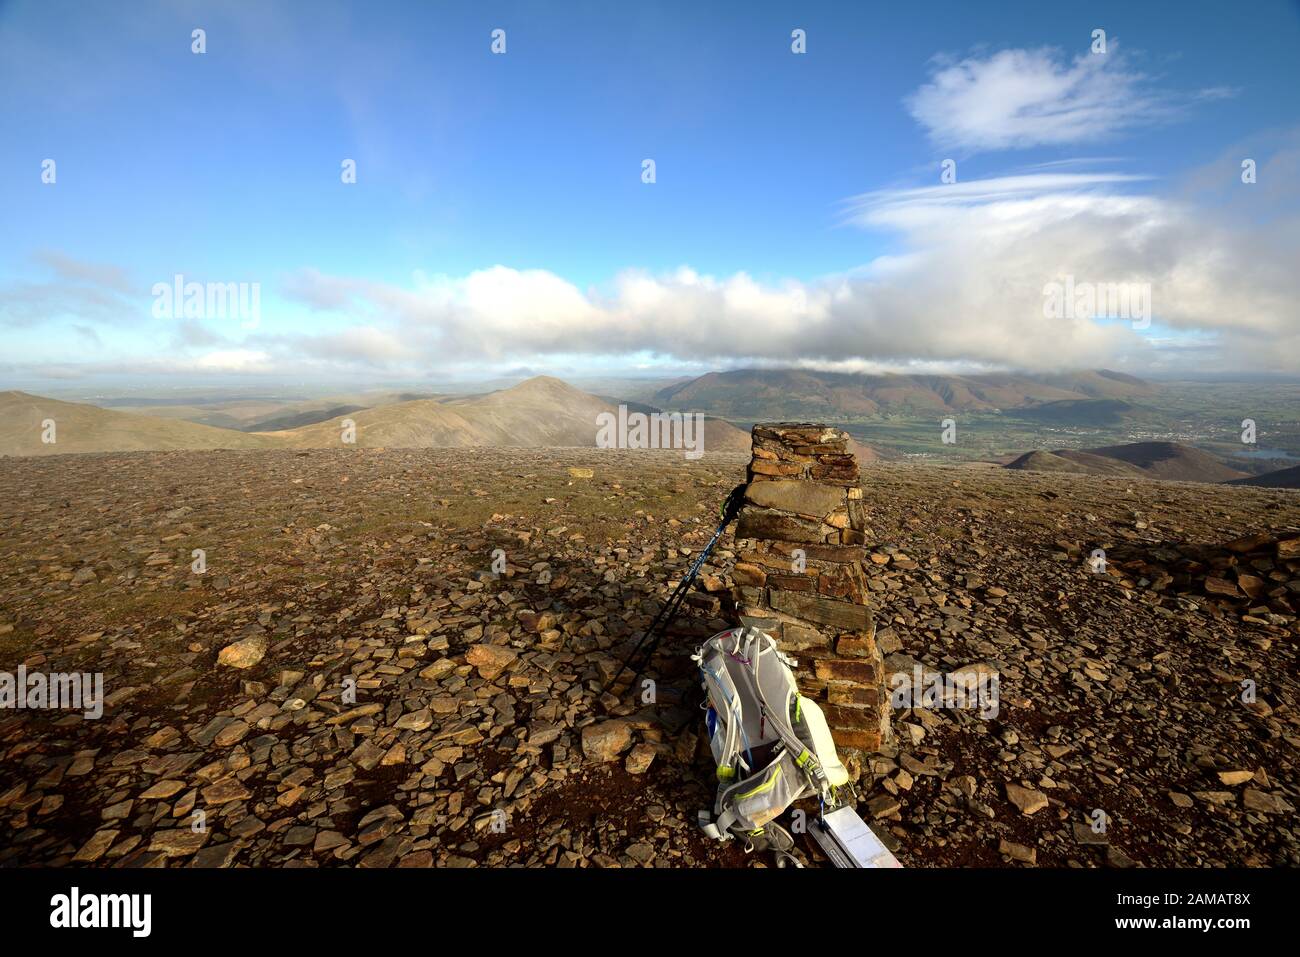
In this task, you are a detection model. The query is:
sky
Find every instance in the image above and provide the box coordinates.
[2,0,1299,389]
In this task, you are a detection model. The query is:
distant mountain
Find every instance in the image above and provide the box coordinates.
[1005,441,1249,484]
[1015,398,1141,426]
[1226,464,1300,489]
[277,376,604,448]
[112,392,443,430]
[278,376,752,452]
[1022,370,1154,398]
[652,368,1154,419]
[1004,449,1146,477]
[0,378,752,457]
[0,391,280,456]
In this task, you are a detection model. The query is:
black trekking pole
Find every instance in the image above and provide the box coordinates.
[597,483,747,699]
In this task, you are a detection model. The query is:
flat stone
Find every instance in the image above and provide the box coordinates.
[350,739,385,771]
[191,841,239,868]
[149,828,210,857]
[73,829,119,863]
[1072,822,1109,845]
[998,839,1037,864]
[324,703,383,726]
[140,780,186,800]
[283,826,317,846]
[736,508,829,545]
[624,743,657,774]
[1217,770,1254,786]
[769,590,871,631]
[213,720,251,747]
[1243,789,1284,813]
[419,659,457,681]
[466,643,518,680]
[201,778,251,805]
[314,831,350,853]
[1005,782,1048,816]
[744,480,845,521]
[866,794,901,819]
[582,720,633,762]
[217,635,268,669]
[394,708,433,732]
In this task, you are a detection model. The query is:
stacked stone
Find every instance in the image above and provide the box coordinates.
[731,424,890,752]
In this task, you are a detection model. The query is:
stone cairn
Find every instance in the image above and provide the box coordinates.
[731,424,890,753]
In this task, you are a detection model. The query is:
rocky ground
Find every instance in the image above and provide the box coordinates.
[0,448,1297,868]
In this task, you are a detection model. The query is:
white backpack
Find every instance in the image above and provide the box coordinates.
[693,627,852,842]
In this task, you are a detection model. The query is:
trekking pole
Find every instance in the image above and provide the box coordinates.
[597,483,747,699]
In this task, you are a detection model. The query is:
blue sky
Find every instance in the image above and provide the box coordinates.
[2,0,1299,387]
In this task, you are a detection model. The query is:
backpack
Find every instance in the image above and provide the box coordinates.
[693,626,853,845]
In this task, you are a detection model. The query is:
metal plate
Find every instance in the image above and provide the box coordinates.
[809,805,903,868]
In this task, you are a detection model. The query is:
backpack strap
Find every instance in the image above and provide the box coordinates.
[741,629,833,799]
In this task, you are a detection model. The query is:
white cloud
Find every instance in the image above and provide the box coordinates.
[841,165,1300,372]
[905,47,1175,151]
[7,143,1298,382]
[193,349,274,373]
[267,156,1299,376]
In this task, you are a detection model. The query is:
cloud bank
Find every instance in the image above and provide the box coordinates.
[6,153,1298,381]
[252,154,1297,377]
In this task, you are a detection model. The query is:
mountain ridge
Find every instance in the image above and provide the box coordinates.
[652,368,1155,419]
[0,378,752,457]
[1005,441,1249,484]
